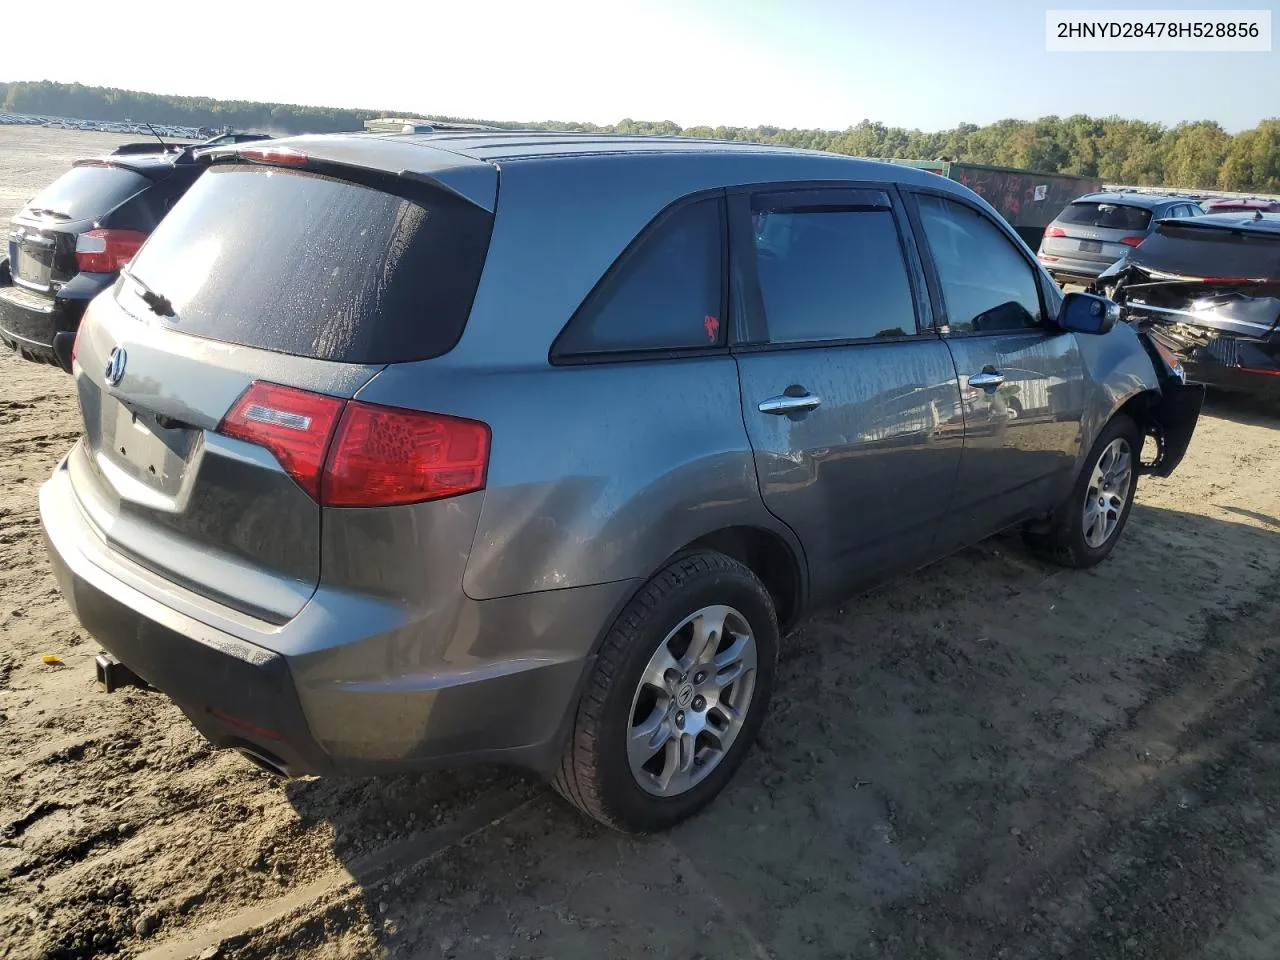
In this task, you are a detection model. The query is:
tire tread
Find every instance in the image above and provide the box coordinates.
[552,551,769,831]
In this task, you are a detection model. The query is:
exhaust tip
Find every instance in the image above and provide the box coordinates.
[226,740,289,778]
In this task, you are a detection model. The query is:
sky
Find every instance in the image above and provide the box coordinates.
[5,0,1278,132]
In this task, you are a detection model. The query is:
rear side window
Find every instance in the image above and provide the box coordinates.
[1057,202,1152,231]
[916,194,1044,333]
[123,164,493,364]
[24,164,149,220]
[1132,221,1280,280]
[553,197,725,358]
[750,198,917,342]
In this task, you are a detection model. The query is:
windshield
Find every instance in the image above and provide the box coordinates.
[1058,202,1152,231]
[123,164,494,363]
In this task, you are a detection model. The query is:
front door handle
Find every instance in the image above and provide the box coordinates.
[759,394,822,415]
[968,372,1006,389]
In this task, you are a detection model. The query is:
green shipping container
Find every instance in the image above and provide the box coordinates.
[887,159,1102,250]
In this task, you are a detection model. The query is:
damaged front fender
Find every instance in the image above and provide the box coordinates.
[1142,376,1205,477]
[1074,306,1204,480]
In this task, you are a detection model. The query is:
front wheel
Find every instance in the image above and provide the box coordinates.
[552,551,778,833]
[1026,413,1140,568]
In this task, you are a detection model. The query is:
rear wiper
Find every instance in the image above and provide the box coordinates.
[121,269,175,318]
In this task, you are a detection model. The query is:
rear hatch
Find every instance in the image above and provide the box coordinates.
[1041,200,1152,264]
[1121,219,1280,342]
[8,163,152,294]
[69,148,496,623]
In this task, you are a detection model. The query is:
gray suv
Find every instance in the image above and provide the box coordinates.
[40,134,1203,832]
[1037,192,1205,284]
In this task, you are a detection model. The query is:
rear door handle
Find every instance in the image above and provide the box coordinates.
[758,394,822,415]
[968,372,1005,389]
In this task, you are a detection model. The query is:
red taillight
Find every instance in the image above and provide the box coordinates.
[324,403,490,507]
[1119,235,1146,247]
[71,328,80,365]
[1038,254,1059,262]
[1043,226,1067,238]
[238,145,309,165]
[217,383,345,500]
[216,382,490,507]
[75,228,148,273]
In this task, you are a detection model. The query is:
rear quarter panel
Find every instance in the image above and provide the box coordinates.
[358,357,795,601]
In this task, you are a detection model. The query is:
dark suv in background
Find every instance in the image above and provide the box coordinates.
[1037,192,1205,285]
[1099,212,1280,399]
[0,134,267,369]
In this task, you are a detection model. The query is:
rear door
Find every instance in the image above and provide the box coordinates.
[731,185,965,607]
[1041,200,1153,266]
[68,159,496,623]
[906,190,1086,551]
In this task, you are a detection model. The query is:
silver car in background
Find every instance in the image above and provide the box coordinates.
[1037,192,1205,285]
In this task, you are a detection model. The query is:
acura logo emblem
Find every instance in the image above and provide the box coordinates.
[105,347,127,386]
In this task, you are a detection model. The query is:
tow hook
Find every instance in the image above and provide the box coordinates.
[95,652,146,693]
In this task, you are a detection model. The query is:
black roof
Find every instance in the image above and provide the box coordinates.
[1158,211,1280,234]
[1074,192,1203,209]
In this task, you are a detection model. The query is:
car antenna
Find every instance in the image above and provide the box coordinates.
[144,122,170,152]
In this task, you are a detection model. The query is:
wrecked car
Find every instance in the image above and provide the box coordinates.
[1095,212,1280,399]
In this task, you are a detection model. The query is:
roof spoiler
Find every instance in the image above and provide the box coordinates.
[196,138,498,212]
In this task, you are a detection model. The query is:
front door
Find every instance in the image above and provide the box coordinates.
[907,191,1087,552]
[731,186,966,608]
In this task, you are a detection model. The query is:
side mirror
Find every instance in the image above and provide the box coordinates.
[1057,291,1119,335]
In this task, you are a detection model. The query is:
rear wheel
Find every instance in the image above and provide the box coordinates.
[552,551,778,832]
[1026,414,1140,568]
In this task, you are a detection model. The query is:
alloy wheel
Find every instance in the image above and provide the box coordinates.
[1083,437,1133,548]
[626,605,758,797]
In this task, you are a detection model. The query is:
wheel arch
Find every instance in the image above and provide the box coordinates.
[680,525,807,631]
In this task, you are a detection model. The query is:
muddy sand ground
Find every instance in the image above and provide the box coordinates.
[2,125,1280,960]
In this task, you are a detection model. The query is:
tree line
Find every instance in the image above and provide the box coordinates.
[4,80,1278,193]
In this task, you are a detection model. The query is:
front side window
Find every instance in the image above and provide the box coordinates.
[750,195,918,343]
[553,197,725,357]
[915,195,1044,333]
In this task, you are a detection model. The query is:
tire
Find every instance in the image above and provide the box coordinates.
[552,550,778,833]
[1026,413,1141,568]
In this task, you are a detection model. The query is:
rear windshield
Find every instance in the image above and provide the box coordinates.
[1057,202,1152,231]
[1131,221,1280,280]
[123,164,494,363]
[24,164,150,220]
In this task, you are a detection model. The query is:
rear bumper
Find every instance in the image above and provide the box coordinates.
[1037,253,1112,283]
[0,267,113,366]
[41,461,334,776]
[1184,356,1280,399]
[40,456,632,777]
[1155,330,1280,400]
